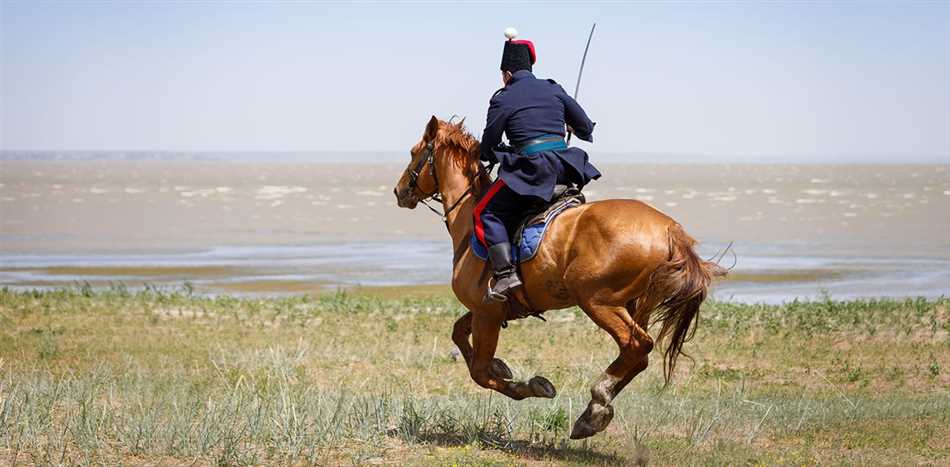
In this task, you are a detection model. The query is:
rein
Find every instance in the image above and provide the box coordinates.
[407,141,494,223]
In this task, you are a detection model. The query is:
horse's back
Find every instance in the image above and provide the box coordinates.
[581,198,676,226]
[555,198,678,246]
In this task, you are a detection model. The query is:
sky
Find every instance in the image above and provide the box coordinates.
[2,1,949,163]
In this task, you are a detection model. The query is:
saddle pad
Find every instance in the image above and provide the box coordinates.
[471,193,584,264]
[471,222,549,264]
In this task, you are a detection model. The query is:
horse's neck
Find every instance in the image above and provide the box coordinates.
[445,195,476,260]
[436,161,481,258]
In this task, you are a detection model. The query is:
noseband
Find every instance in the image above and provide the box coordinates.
[406,141,490,222]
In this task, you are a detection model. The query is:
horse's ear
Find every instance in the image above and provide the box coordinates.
[455,117,466,128]
[424,115,439,142]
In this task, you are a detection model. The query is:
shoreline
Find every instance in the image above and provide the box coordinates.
[2,240,949,304]
[0,265,944,305]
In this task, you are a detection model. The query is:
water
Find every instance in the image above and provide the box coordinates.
[2,241,947,304]
[2,158,947,303]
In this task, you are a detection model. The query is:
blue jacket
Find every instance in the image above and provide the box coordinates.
[480,70,601,201]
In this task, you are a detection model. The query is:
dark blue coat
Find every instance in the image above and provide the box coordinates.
[480,70,601,201]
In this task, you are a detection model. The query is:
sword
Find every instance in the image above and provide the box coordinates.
[567,22,596,145]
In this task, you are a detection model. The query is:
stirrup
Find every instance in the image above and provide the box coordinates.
[484,277,509,303]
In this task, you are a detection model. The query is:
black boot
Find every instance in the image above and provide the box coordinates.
[485,243,523,303]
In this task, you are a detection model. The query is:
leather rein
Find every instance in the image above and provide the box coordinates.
[407,141,493,223]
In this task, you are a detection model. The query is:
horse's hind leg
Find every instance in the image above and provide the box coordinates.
[467,307,557,400]
[570,300,654,440]
[610,302,656,396]
[452,311,514,380]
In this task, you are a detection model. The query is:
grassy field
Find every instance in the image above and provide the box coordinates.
[0,285,947,466]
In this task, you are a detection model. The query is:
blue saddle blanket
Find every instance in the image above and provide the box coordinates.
[471,222,550,264]
[471,192,584,264]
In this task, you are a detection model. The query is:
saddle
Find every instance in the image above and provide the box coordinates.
[511,184,585,260]
[470,184,586,264]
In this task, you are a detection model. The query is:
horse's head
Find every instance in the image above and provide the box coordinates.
[393,115,443,209]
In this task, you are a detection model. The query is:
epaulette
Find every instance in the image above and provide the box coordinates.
[546,79,558,85]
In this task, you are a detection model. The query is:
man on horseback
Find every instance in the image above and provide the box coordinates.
[476,28,602,302]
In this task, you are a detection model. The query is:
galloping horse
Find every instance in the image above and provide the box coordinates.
[393,117,725,439]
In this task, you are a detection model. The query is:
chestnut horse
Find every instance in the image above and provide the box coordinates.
[393,117,725,439]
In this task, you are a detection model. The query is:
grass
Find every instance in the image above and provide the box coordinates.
[0,285,947,465]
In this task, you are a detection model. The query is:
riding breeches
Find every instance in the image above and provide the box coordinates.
[474,179,540,247]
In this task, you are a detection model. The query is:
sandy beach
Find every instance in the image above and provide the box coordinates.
[1,159,948,302]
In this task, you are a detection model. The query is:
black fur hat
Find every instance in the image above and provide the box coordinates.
[500,27,536,72]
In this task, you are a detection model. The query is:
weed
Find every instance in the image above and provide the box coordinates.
[36,328,59,360]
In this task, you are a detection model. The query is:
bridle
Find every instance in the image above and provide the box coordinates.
[406,140,492,222]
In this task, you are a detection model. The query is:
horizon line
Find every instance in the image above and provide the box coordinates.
[2,148,948,161]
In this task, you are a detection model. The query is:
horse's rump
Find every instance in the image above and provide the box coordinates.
[516,198,677,312]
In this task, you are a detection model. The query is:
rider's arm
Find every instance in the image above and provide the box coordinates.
[480,94,509,162]
[556,86,595,143]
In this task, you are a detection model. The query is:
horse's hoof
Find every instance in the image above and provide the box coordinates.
[569,418,596,440]
[490,358,513,380]
[528,376,557,398]
[569,403,613,439]
[592,403,615,431]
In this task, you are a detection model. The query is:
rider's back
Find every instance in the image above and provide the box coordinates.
[495,75,574,146]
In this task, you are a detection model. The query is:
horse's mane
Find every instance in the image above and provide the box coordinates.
[436,120,491,194]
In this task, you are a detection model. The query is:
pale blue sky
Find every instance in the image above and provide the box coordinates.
[2,1,949,162]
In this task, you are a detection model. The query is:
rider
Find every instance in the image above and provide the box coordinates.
[477,27,601,303]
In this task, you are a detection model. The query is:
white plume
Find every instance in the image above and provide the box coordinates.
[504,27,518,40]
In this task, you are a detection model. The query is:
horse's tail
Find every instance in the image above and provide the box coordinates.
[642,223,727,385]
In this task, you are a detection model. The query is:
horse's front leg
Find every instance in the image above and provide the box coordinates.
[452,311,514,380]
[468,306,557,400]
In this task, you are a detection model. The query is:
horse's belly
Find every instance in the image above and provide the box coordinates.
[521,257,574,310]
[518,213,577,310]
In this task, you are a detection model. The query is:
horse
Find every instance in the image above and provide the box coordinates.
[392,116,725,439]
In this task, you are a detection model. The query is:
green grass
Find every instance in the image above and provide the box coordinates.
[0,286,947,465]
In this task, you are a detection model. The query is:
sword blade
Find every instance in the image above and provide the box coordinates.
[567,22,596,145]
[573,23,596,100]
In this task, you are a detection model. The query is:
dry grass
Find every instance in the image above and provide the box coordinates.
[0,285,947,465]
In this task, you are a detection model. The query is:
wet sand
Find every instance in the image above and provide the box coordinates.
[1,160,948,302]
